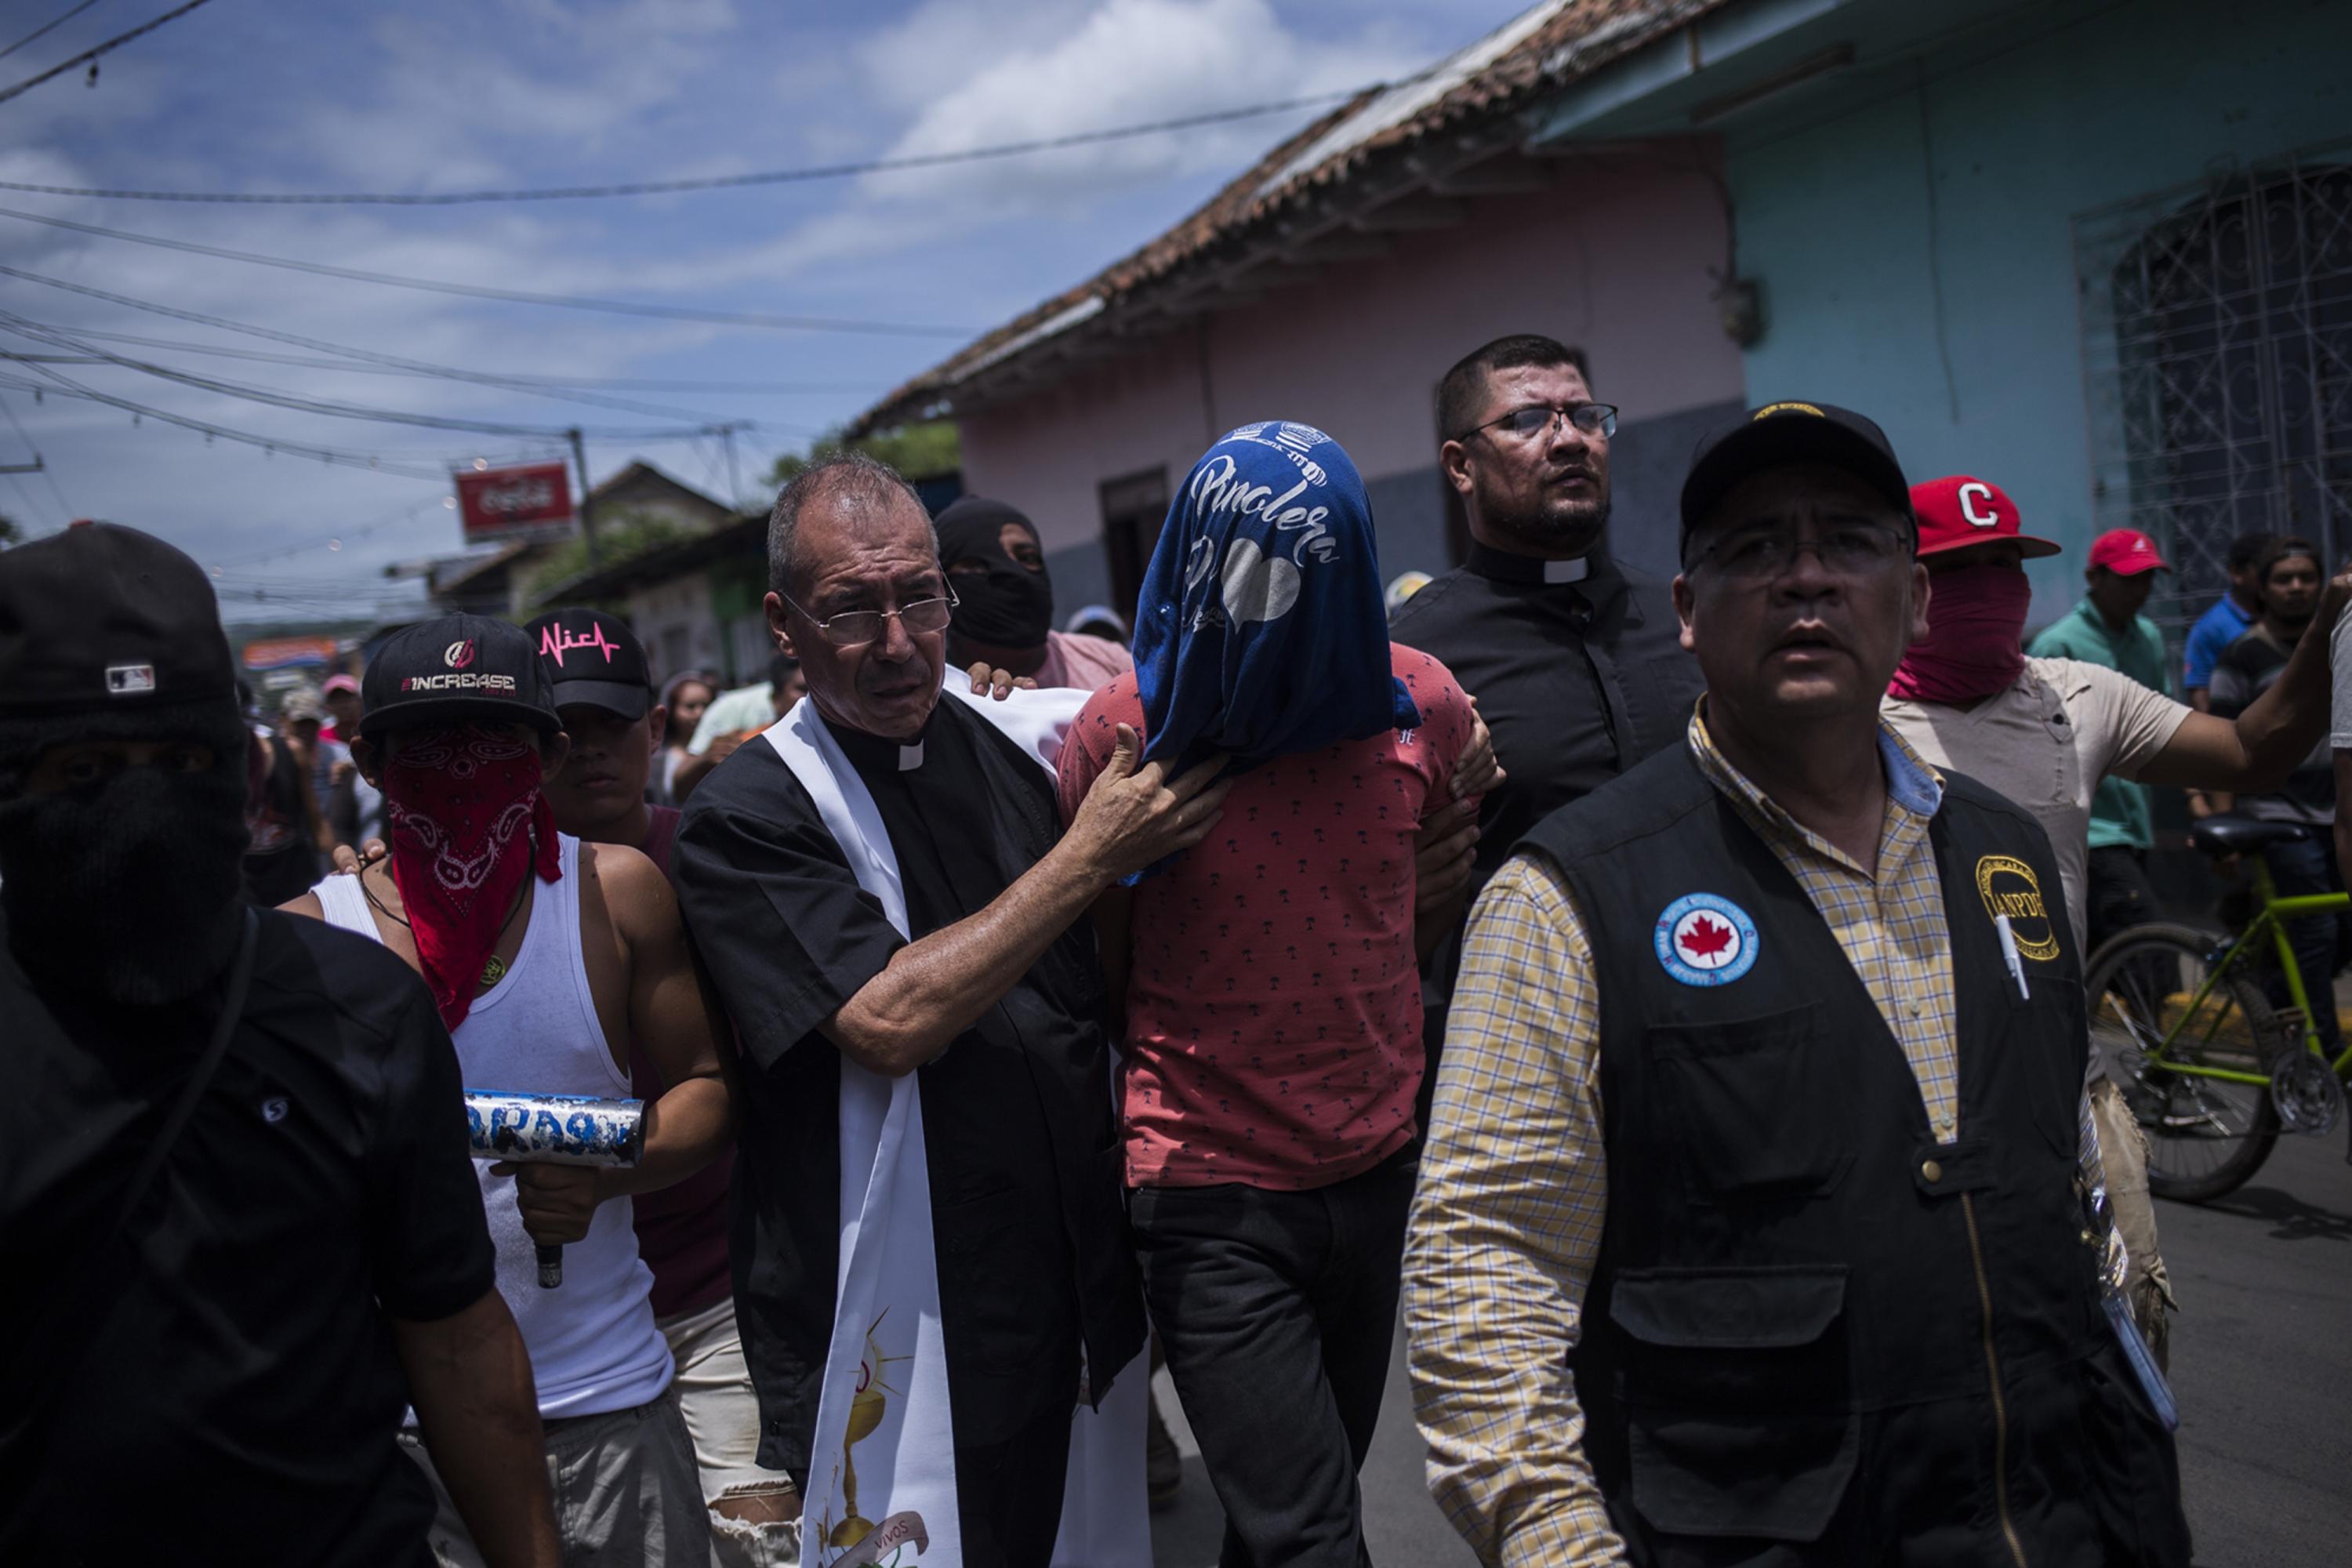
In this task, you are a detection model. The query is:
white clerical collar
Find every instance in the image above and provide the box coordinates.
[1466,540,1599,586]
[898,740,924,771]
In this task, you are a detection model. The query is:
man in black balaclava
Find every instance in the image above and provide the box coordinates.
[0,522,561,1565]
[937,495,1134,692]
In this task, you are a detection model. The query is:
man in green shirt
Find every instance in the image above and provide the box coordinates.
[2029,528,2174,953]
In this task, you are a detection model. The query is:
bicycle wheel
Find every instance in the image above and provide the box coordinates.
[2084,921,2281,1203]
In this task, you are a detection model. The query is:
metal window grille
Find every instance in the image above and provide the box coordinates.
[2075,138,2352,637]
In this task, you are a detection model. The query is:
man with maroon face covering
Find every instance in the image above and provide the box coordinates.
[1881,474,2350,1359]
[284,613,738,1567]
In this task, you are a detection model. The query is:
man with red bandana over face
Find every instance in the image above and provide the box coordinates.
[1879,476,2350,1359]
[284,613,739,1567]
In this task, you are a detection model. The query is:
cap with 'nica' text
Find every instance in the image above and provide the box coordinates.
[360,613,561,739]
[524,607,652,721]
[2088,529,2169,576]
[1911,476,2063,561]
[0,520,234,715]
[1680,401,1915,546]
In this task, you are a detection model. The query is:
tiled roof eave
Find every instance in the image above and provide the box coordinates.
[847,0,1730,435]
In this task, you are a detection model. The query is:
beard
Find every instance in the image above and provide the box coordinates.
[0,750,252,1007]
[1485,488,1613,557]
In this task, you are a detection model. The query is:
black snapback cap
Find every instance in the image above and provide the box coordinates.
[524,607,652,720]
[1679,401,1915,550]
[361,613,561,739]
[0,521,235,714]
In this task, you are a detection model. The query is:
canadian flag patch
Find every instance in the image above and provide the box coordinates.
[1653,892,1759,986]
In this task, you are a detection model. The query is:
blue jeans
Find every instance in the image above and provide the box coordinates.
[2261,830,2350,1051]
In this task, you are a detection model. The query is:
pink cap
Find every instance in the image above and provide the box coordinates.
[2087,529,2169,576]
[321,672,360,696]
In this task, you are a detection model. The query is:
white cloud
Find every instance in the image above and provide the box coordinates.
[0,0,1512,612]
[866,0,1416,207]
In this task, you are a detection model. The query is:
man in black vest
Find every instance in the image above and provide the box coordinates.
[1388,335,1703,1116]
[1403,403,2190,1565]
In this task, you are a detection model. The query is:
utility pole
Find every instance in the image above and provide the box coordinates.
[567,426,601,570]
[719,423,742,509]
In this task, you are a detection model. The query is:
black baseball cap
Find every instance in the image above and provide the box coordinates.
[1679,401,1915,553]
[524,607,652,720]
[0,521,236,717]
[360,613,561,739]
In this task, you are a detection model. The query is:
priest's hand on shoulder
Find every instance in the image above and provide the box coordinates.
[489,1161,604,1247]
[1062,722,1234,884]
[965,659,1040,699]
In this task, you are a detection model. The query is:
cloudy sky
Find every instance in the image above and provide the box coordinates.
[0,0,1528,622]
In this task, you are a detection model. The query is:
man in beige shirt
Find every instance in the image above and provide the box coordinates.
[1408,407,2188,1566]
[1880,475,2347,1358]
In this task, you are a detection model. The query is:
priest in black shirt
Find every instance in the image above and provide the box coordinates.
[1389,336,1704,1079]
[673,453,1229,1568]
[0,524,558,1566]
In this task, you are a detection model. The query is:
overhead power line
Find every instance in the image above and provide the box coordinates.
[0,83,1381,204]
[0,311,739,441]
[0,263,826,426]
[1,2,104,64]
[56,331,882,394]
[0,361,456,480]
[0,0,213,107]
[0,205,975,336]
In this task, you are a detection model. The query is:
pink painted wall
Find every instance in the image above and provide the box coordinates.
[958,154,1746,557]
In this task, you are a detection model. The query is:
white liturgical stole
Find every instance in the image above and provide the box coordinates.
[764,674,1149,1568]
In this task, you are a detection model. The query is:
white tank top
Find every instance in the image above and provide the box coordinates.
[312,834,673,1418]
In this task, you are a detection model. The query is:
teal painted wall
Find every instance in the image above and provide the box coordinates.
[1726,0,2352,633]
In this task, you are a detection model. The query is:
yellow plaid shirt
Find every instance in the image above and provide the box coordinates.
[1403,712,2100,1566]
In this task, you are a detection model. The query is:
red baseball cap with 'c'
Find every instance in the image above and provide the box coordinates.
[1910,476,2063,560]
[2088,528,2170,576]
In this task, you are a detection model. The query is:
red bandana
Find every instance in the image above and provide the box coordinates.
[383,726,562,1032]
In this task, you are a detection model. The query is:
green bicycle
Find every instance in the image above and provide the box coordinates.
[2084,815,2351,1203]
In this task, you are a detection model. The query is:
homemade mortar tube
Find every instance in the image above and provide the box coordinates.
[463,1090,645,1288]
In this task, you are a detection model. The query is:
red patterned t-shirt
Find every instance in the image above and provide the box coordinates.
[1055,646,1475,1190]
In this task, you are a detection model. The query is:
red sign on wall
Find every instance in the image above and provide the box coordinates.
[455,462,575,545]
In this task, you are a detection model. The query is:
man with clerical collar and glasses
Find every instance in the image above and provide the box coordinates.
[673,452,1230,1568]
[1406,402,2190,1566]
[285,612,736,1566]
[0,525,560,1565]
[1387,334,1704,1100]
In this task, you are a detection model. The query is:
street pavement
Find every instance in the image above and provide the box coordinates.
[1147,1129,2352,1566]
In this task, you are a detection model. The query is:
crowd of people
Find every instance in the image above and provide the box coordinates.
[14,328,2345,1567]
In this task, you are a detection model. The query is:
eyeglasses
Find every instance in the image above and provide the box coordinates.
[1690,522,1911,581]
[1458,402,1619,444]
[782,584,959,647]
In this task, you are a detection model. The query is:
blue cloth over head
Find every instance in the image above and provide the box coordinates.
[1133,421,1420,772]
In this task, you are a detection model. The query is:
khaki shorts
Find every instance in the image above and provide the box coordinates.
[401,1388,709,1568]
[2090,1075,2175,1363]
[661,1297,800,1567]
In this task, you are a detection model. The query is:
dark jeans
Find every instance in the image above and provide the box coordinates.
[1129,1149,1415,1568]
[2086,844,2163,954]
[2260,830,2351,1052]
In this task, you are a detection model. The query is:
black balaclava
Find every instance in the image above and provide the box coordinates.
[0,522,253,1009]
[935,495,1054,650]
[0,703,253,1007]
